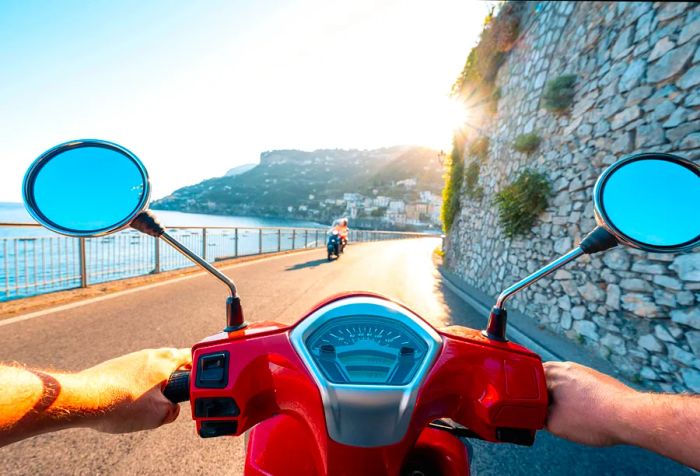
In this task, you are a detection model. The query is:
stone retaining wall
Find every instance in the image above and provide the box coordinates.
[445,1,700,392]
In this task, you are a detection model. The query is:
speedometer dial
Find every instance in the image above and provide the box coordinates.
[305,316,429,385]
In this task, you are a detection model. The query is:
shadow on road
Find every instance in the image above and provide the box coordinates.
[285,258,331,271]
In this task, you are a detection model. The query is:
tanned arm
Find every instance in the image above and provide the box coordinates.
[0,348,191,447]
[545,361,700,470]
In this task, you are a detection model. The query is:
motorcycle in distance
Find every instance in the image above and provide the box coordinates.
[327,229,342,261]
[22,141,700,476]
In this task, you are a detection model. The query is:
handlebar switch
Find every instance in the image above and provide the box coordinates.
[199,420,238,438]
[195,397,240,418]
[195,351,229,388]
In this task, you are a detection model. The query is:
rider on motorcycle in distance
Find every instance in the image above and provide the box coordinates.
[331,218,349,251]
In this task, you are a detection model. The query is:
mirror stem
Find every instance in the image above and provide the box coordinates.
[160,232,246,331]
[132,211,247,331]
[495,247,584,311]
[160,232,237,296]
[484,247,584,341]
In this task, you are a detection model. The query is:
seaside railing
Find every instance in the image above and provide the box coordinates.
[0,223,428,302]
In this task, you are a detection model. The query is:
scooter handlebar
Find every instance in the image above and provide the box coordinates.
[163,369,191,403]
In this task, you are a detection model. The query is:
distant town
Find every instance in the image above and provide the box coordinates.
[152,146,445,231]
[299,185,442,229]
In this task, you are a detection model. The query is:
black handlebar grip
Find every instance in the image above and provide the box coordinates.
[163,370,191,403]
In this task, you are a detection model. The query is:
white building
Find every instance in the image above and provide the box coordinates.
[419,191,434,202]
[343,192,364,203]
[388,200,406,212]
[373,196,391,207]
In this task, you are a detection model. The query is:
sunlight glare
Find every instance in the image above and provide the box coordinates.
[423,96,472,150]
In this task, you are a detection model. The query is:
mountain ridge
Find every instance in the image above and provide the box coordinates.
[152,146,443,226]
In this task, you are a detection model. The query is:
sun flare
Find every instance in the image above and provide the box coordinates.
[421,96,476,151]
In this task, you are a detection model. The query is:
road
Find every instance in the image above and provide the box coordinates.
[0,238,692,475]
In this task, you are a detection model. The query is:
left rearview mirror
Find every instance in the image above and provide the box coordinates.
[23,140,151,237]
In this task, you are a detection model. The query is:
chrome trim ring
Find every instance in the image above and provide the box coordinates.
[290,296,442,447]
[22,139,151,237]
[592,152,700,254]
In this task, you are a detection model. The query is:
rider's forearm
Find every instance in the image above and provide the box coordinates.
[614,392,700,470]
[0,365,112,446]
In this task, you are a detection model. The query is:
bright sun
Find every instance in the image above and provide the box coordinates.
[422,97,474,151]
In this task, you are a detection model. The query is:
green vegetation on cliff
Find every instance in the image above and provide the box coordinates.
[494,170,550,237]
[440,134,466,232]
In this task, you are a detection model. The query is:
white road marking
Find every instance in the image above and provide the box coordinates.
[0,248,322,328]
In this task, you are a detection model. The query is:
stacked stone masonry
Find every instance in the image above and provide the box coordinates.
[445,2,700,392]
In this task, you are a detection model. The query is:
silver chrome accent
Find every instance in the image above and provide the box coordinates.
[593,152,700,254]
[290,296,442,447]
[495,246,584,311]
[161,231,237,296]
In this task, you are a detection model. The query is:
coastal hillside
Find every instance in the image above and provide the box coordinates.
[152,146,444,228]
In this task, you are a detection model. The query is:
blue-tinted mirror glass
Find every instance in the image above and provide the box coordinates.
[601,159,700,247]
[26,145,148,235]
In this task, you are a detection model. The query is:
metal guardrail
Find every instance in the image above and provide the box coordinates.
[0,223,427,302]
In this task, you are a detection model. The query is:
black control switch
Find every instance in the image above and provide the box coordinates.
[195,398,240,418]
[196,351,229,388]
[199,420,237,438]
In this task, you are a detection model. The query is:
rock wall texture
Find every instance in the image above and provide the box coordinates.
[445,1,700,392]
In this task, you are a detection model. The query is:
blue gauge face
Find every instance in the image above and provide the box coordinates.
[305,316,429,385]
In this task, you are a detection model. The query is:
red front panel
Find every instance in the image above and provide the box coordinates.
[188,296,548,476]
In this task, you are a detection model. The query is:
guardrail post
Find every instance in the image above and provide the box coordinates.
[259,229,263,254]
[277,229,281,252]
[292,230,296,249]
[154,238,160,274]
[234,228,239,257]
[79,237,87,288]
[202,228,207,261]
[315,230,319,247]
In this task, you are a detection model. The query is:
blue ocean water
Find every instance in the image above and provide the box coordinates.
[0,202,325,235]
[0,202,327,301]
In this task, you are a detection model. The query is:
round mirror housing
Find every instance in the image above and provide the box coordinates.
[593,152,700,253]
[23,140,151,237]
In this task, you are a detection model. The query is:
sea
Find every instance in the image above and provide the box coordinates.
[0,202,327,301]
[0,202,325,236]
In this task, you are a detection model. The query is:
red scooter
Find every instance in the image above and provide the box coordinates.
[22,140,700,475]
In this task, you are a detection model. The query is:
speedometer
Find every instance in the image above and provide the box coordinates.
[305,316,429,385]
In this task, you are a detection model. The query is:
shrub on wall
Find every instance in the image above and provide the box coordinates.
[542,74,577,113]
[468,136,490,162]
[489,87,502,114]
[441,134,466,232]
[464,161,485,200]
[451,2,526,97]
[513,132,541,154]
[494,170,550,237]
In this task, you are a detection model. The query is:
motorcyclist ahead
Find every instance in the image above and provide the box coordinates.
[331,218,349,250]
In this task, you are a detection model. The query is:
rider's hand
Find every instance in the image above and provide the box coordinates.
[80,348,192,434]
[544,361,636,446]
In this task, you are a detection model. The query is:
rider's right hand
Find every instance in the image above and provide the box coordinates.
[544,361,634,446]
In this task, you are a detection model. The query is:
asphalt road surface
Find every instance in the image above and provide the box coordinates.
[0,238,692,475]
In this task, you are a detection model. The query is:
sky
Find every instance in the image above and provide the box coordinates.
[0,0,491,202]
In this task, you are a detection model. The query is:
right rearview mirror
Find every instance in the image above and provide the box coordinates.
[487,152,700,341]
[593,153,700,253]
